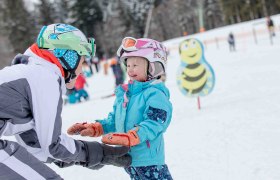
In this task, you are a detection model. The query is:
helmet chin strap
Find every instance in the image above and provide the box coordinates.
[65,71,77,84]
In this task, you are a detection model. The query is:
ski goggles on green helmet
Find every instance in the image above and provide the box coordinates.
[37,25,96,57]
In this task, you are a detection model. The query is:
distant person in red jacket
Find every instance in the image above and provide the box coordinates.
[75,74,89,102]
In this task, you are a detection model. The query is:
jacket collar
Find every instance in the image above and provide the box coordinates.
[24,47,67,95]
[29,44,65,77]
[115,79,169,98]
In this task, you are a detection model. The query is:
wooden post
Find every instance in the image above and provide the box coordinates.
[253,28,257,44]
[197,96,201,110]
[215,37,219,49]
[143,4,154,38]
[269,29,274,45]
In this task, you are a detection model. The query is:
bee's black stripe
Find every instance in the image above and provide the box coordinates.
[183,80,207,94]
[187,63,200,69]
[192,80,207,94]
[183,69,206,82]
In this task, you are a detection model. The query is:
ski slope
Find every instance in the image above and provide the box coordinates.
[17,15,280,179]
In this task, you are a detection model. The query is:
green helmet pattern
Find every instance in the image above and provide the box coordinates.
[36,24,96,83]
[37,23,95,57]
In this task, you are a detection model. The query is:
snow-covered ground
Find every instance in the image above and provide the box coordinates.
[51,15,280,180]
[8,15,280,179]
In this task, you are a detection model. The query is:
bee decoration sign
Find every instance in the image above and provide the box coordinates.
[177,38,215,109]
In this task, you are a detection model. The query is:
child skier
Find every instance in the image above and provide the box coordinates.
[68,37,173,179]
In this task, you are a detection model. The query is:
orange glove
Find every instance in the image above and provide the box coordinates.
[101,129,140,147]
[67,122,104,137]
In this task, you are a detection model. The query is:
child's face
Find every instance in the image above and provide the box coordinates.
[126,57,148,82]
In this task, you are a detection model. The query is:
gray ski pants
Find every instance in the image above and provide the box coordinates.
[0,140,62,180]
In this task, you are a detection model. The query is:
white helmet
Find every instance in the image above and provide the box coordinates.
[117,37,167,80]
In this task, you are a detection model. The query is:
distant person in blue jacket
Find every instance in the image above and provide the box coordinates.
[228,32,236,52]
[110,56,124,87]
[68,37,173,180]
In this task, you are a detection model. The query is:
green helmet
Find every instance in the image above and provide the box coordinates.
[36,24,96,83]
[37,23,95,57]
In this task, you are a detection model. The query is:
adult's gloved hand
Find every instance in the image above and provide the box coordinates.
[67,122,104,137]
[101,144,132,167]
[81,141,131,169]
[53,160,75,168]
[53,160,104,170]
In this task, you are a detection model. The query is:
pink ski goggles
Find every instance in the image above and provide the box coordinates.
[117,37,166,57]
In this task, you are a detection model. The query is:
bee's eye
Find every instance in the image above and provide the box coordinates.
[181,43,188,51]
[190,40,196,48]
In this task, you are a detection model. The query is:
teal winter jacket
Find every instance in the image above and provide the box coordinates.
[97,80,172,167]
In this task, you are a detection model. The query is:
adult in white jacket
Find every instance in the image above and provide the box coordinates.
[0,24,131,180]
